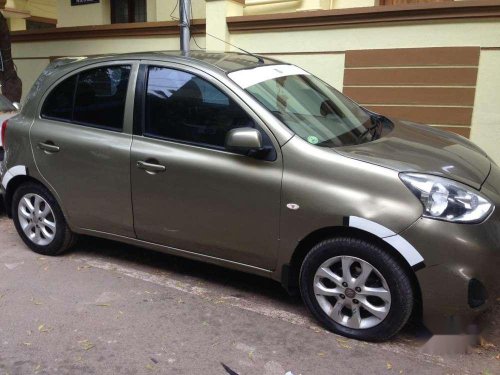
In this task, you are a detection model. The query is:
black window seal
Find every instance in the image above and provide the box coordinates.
[133,64,147,136]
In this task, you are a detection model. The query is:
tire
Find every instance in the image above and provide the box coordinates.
[300,237,414,341]
[12,182,77,256]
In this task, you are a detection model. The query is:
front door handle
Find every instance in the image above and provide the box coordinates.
[38,141,60,153]
[137,160,166,173]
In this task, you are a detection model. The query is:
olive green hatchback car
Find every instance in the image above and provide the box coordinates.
[1,52,499,341]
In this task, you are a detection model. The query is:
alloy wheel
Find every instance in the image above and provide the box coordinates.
[313,255,391,329]
[17,193,57,246]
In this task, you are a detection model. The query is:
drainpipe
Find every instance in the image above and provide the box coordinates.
[179,0,191,55]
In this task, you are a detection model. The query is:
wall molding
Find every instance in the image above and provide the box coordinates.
[227,0,500,32]
[11,19,206,43]
[28,16,57,25]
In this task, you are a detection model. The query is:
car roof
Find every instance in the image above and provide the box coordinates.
[52,51,284,74]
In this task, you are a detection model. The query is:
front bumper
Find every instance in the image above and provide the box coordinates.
[401,166,500,334]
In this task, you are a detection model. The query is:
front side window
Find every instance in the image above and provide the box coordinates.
[233,65,392,147]
[145,67,256,149]
[41,65,131,131]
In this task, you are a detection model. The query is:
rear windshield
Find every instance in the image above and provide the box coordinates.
[0,95,15,112]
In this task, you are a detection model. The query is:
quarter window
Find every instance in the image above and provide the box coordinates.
[145,67,256,148]
[41,65,131,131]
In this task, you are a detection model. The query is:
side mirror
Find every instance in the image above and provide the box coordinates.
[12,102,21,111]
[225,127,263,155]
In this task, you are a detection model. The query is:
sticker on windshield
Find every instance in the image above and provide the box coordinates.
[307,136,319,145]
[228,64,310,89]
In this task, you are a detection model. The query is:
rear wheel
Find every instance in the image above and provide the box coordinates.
[12,182,77,255]
[300,237,414,341]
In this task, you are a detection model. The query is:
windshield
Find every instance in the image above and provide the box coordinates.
[243,70,388,147]
[0,95,16,112]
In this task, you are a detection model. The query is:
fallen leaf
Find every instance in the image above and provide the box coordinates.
[386,362,393,370]
[495,353,500,360]
[338,342,352,349]
[95,303,111,307]
[38,324,50,333]
[317,351,326,357]
[34,364,41,372]
[78,339,95,351]
[23,342,31,346]
[248,350,254,361]
[146,364,155,370]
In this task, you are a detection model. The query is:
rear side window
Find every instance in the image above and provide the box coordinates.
[145,66,256,148]
[41,75,76,121]
[41,65,131,131]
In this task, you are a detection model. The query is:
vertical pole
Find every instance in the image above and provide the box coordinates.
[179,0,191,54]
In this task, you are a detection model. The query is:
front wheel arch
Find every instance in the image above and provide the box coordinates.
[285,226,422,320]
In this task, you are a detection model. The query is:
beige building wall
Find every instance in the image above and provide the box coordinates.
[471,50,500,163]
[244,0,376,15]
[27,0,57,19]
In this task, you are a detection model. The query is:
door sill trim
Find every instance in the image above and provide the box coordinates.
[77,228,274,277]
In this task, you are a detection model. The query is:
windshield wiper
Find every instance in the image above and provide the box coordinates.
[356,114,385,144]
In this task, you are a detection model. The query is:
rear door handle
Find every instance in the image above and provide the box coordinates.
[38,141,60,153]
[137,160,166,173]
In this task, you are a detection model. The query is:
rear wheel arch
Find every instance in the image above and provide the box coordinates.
[4,176,68,223]
[285,226,422,319]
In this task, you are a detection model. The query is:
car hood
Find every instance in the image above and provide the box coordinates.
[335,120,491,189]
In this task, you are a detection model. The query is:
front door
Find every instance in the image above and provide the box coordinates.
[30,63,137,237]
[131,65,282,269]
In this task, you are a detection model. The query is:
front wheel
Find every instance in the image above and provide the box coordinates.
[300,237,414,341]
[12,182,77,256]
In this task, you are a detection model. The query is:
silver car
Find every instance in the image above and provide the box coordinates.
[1,52,499,341]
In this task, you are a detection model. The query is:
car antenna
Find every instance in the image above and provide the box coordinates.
[204,31,266,64]
[182,0,264,64]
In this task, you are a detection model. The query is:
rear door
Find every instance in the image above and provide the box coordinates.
[30,62,138,236]
[130,63,283,269]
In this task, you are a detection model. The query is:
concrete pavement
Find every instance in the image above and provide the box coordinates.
[0,215,499,375]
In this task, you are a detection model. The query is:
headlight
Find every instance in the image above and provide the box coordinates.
[400,173,493,223]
